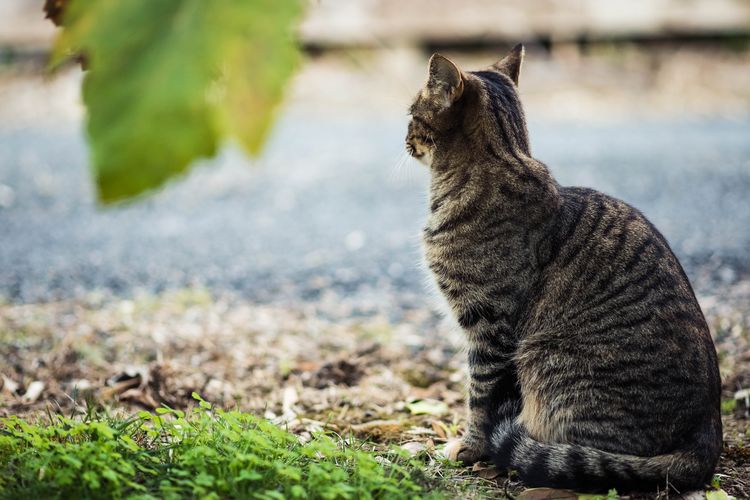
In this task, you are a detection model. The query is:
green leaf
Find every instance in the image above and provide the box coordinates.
[236,470,262,482]
[101,468,118,483]
[577,491,613,500]
[82,470,101,489]
[290,485,306,498]
[60,455,83,469]
[721,399,737,415]
[405,399,448,416]
[706,490,732,500]
[52,0,301,203]
[119,434,141,452]
[194,472,215,487]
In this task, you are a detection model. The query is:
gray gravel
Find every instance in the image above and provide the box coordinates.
[1,110,749,317]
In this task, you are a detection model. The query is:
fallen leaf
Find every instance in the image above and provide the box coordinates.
[405,398,448,416]
[350,420,403,441]
[282,386,298,417]
[107,366,149,390]
[295,360,320,372]
[431,420,449,439]
[119,388,159,409]
[69,379,93,391]
[706,490,730,500]
[404,426,435,436]
[1,375,19,395]
[518,488,578,500]
[100,377,140,400]
[22,381,45,403]
[101,366,153,400]
[472,462,502,480]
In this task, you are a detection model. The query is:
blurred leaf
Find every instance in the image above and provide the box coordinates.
[706,490,731,500]
[471,462,502,480]
[52,0,301,203]
[44,0,70,26]
[350,420,404,441]
[518,488,577,500]
[430,419,449,439]
[405,399,448,416]
[220,2,300,156]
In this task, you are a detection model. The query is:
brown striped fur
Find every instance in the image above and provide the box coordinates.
[406,45,722,492]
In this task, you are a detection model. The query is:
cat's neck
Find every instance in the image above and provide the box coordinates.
[428,147,560,226]
[423,151,551,323]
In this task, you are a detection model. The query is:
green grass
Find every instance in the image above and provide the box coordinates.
[721,398,737,415]
[0,394,440,499]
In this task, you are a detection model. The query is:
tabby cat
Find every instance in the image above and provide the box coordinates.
[405,44,722,492]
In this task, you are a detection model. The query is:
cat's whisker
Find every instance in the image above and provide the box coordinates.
[387,150,404,182]
[388,150,412,183]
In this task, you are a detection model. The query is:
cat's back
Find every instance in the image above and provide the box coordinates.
[517,185,720,454]
[538,186,705,327]
[529,185,714,356]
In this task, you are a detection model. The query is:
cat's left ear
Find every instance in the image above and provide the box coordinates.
[427,54,464,106]
[493,43,525,86]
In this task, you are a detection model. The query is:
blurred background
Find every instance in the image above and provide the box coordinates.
[2,0,750,475]
[1,0,749,319]
[2,2,750,488]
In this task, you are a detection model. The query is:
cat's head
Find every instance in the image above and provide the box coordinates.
[405,44,528,167]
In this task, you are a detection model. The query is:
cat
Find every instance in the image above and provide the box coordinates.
[405,44,722,492]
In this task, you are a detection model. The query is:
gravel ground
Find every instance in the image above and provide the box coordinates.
[1,110,749,317]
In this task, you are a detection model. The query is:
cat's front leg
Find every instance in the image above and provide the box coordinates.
[451,344,520,465]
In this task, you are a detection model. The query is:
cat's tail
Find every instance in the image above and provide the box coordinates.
[487,415,721,492]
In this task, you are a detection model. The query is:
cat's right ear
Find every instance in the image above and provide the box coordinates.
[493,44,524,86]
[426,54,464,107]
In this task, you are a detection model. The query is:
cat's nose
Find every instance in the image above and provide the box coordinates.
[406,143,423,158]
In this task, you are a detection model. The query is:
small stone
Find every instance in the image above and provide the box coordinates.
[22,381,45,403]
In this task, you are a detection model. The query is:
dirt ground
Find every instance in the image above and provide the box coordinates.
[1,286,748,498]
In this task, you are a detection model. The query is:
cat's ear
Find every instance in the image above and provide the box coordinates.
[493,43,525,86]
[427,53,464,105]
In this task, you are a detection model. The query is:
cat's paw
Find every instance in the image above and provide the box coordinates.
[445,438,484,465]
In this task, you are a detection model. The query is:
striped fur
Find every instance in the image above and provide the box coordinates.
[406,45,722,492]
[488,414,722,492]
